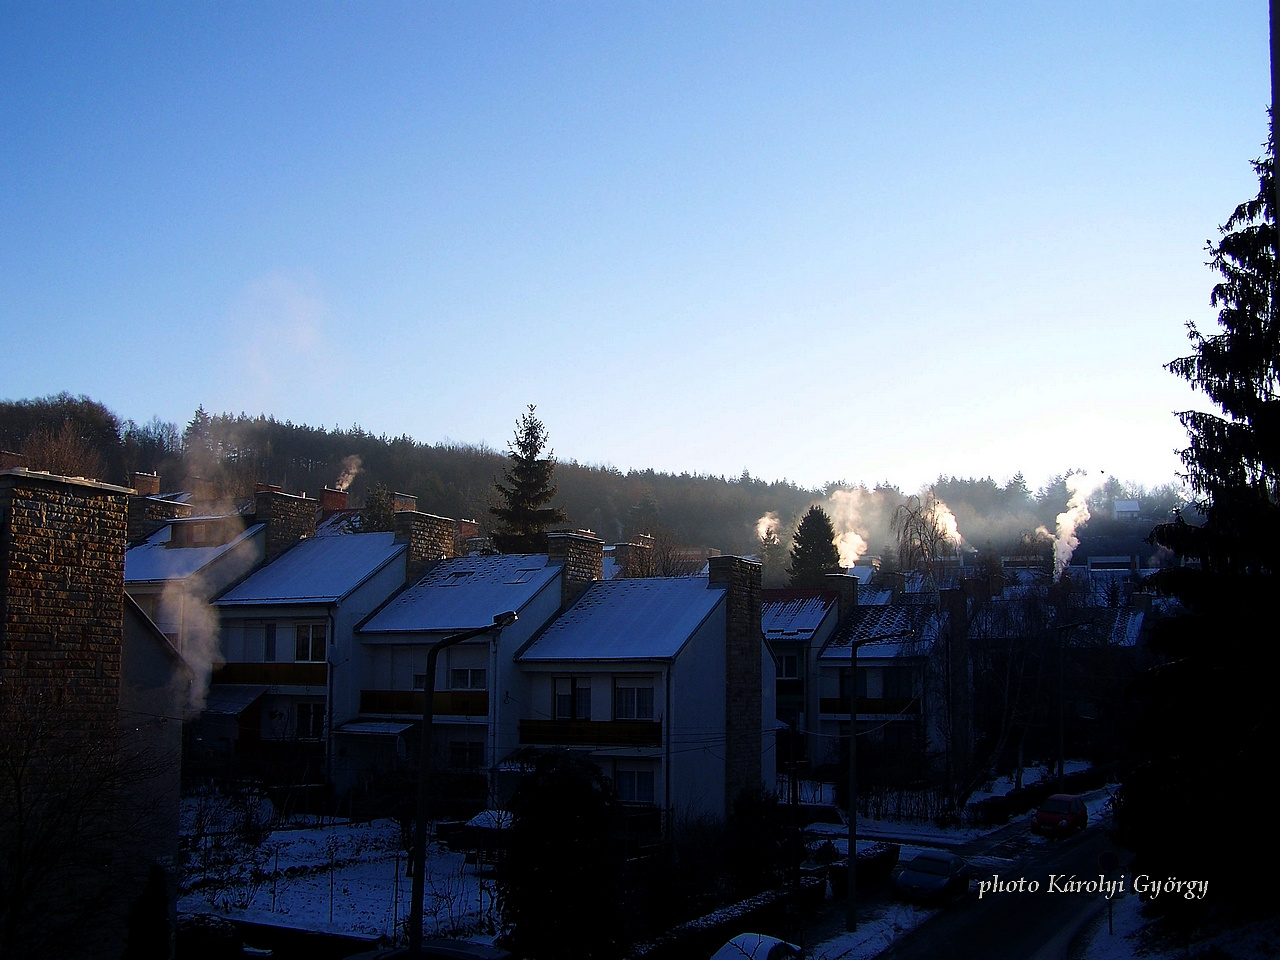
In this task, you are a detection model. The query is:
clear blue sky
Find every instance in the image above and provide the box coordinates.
[0,2,1269,493]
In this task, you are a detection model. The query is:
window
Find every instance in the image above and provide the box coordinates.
[297,702,325,739]
[295,624,326,662]
[450,668,487,690]
[615,768,655,804]
[614,680,654,720]
[554,678,591,720]
[776,653,799,678]
[263,623,276,662]
[412,674,427,690]
[449,741,485,770]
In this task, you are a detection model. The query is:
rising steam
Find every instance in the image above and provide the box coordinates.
[1037,471,1107,579]
[755,511,780,541]
[160,575,225,715]
[335,454,362,492]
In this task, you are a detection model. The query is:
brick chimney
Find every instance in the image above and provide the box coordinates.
[547,531,604,608]
[941,588,972,790]
[132,472,161,497]
[708,555,763,810]
[394,511,455,584]
[612,535,655,578]
[254,488,318,560]
[392,492,418,513]
[453,519,480,556]
[319,487,348,517]
[127,490,193,545]
[0,469,131,729]
[823,572,859,617]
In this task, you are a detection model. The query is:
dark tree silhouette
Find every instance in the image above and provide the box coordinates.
[1117,122,1278,918]
[490,406,568,553]
[787,505,841,587]
[497,750,621,960]
[359,482,396,532]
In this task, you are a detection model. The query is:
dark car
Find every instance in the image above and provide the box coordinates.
[345,941,513,960]
[892,849,968,904]
[1031,794,1088,836]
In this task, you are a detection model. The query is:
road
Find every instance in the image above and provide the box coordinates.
[874,827,1115,960]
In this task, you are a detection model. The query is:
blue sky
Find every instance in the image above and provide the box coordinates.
[0,2,1269,492]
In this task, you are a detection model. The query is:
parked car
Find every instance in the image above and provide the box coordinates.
[345,940,513,960]
[1031,794,1088,836]
[892,849,968,904]
[709,934,802,960]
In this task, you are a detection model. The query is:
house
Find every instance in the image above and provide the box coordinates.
[515,556,775,825]
[203,507,448,790]
[815,592,971,785]
[762,574,857,771]
[0,468,187,960]
[346,532,604,805]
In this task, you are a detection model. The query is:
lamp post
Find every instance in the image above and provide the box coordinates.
[847,629,912,932]
[409,611,517,959]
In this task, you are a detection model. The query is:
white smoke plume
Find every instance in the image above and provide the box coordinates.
[159,576,225,716]
[755,511,780,542]
[824,487,899,567]
[928,497,963,549]
[1037,471,1107,579]
[335,454,362,492]
[834,530,869,567]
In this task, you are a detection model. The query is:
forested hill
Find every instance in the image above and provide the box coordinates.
[0,393,1187,564]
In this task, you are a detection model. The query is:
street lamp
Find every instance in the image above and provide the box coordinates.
[409,611,518,959]
[847,629,912,932]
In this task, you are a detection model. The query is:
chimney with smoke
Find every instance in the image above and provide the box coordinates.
[823,572,859,617]
[320,487,349,518]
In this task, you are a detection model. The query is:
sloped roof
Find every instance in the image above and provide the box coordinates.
[125,522,265,583]
[519,576,724,662]
[216,532,404,605]
[361,554,559,633]
[762,590,837,641]
[819,603,940,660]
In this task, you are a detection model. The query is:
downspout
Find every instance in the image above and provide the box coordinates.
[664,664,672,832]
[488,631,500,806]
[326,610,337,793]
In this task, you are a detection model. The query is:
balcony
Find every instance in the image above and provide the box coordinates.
[213,662,327,687]
[359,690,489,717]
[818,696,921,717]
[519,719,662,748]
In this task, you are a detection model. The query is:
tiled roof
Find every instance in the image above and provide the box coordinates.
[519,576,724,662]
[216,533,404,605]
[819,603,940,660]
[762,590,837,641]
[361,554,559,633]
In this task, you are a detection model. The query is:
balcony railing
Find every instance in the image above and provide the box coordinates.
[519,719,662,748]
[359,690,489,717]
[213,662,327,686]
[818,696,921,716]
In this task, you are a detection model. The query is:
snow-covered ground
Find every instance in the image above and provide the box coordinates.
[179,814,498,942]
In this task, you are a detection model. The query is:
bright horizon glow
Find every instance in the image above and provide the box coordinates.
[0,3,1266,495]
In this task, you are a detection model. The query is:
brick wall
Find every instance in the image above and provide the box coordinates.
[708,555,763,810]
[823,573,859,617]
[547,532,604,607]
[127,495,193,544]
[254,489,318,559]
[0,470,131,729]
[395,510,455,583]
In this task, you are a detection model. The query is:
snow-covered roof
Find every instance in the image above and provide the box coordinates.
[360,554,559,633]
[762,590,837,641]
[334,720,415,737]
[519,575,724,662]
[819,603,939,661]
[216,532,404,606]
[203,684,267,715]
[125,522,265,583]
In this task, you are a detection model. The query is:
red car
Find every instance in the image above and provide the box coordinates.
[1031,794,1087,835]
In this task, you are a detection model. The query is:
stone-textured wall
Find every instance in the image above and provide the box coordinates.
[614,536,655,578]
[547,532,604,607]
[255,489,318,559]
[127,495,193,544]
[709,555,763,811]
[0,471,130,729]
[395,511,455,583]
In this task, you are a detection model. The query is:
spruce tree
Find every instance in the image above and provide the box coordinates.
[1117,124,1278,917]
[787,505,842,587]
[490,405,568,553]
